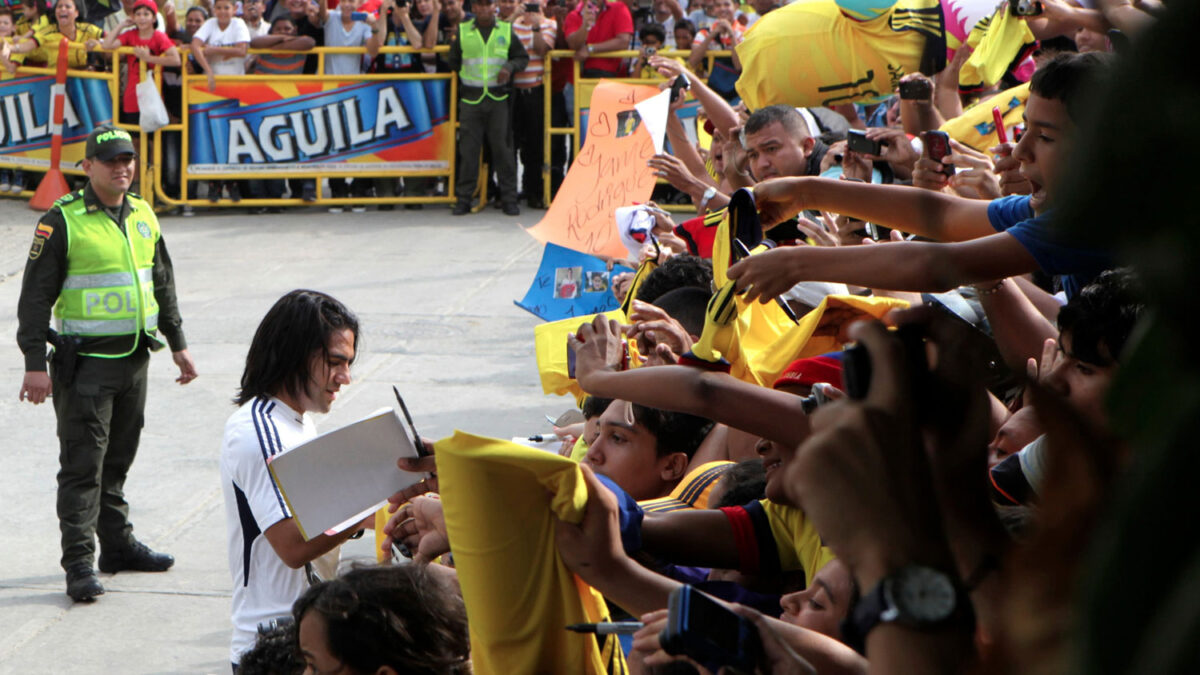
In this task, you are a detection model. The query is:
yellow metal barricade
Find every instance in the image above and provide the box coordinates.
[0,61,121,194]
[163,45,456,211]
[3,44,731,214]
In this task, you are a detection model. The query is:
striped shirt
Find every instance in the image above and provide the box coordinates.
[221,396,316,664]
[641,461,733,513]
[254,51,307,75]
[510,15,556,88]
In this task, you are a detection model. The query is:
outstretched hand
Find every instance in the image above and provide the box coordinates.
[727,246,803,305]
[569,314,628,387]
[553,463,625,585]
[752,177,806,227]
[389,439,439,505]
[382,493,449,564]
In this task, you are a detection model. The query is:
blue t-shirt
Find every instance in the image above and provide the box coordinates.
[987,194,1114,298]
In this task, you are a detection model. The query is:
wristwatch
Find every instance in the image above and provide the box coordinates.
[698,186,717,211]
[587,44,595,55]
[841,565,974,655]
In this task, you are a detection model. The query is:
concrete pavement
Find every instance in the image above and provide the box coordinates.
[0,198,565,673]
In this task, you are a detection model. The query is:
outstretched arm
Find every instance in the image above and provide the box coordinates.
[571,315,810,448]
[727,232,1040,300]
[751,176,996,242]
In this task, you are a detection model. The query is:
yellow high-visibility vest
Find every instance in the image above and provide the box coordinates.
[53,191,164,356]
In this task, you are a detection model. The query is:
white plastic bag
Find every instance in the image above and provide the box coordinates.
[136,76,169,133]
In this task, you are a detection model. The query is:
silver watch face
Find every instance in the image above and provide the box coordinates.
[887,566,957,623]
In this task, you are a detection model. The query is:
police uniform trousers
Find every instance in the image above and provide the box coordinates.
[456,96,519,207]
[51,347,149,570]
[512,85,546,204]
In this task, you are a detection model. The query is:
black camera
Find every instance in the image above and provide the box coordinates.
[1008,0,1042,16]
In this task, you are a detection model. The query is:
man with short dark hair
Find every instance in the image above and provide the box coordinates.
[741,104,828,182]
[220,289,370,669]
[17,125,198,603]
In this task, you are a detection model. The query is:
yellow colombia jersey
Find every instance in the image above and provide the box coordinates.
[941,81,1030,153]
[736,0,945,110]
[761,499,837,585]
[692,201,909,387]
[31,21,104,68]
[435,431,628,675]
[958,6,1036,94]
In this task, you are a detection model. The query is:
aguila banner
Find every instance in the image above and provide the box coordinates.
[186,78,452,174]
[0,75,114,169]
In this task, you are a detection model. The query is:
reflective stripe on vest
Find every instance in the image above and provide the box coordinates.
[459,20,512,104]
[52,191,165,356]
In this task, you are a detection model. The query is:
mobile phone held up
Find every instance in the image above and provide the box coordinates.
[1008,0,1042,16]
[846,129,882,156]
[669,74,689,103]
[920,130,955,177]
[660,585,763,674]
[898,77,932,100]
[524,1,539,10]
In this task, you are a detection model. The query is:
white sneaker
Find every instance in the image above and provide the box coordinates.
[0,181,9,193]
[351,205,366,213]
[328,205,344,214]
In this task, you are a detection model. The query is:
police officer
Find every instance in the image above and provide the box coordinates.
[16,125,198,602]
[448,0,528,216]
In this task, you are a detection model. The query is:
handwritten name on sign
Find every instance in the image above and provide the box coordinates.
[525,81,662,259]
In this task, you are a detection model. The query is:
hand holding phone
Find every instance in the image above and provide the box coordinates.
[669,73,688,103]
[920,130,955,178]
[898,76,933,101]
[660,585,763,673]
[846,129,882,156]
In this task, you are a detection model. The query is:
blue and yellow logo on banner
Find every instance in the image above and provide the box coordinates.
[0,75,114,169]
[187,78,453,174]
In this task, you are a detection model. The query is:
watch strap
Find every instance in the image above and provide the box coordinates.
[841,578,887,655]
[840,568,976,656]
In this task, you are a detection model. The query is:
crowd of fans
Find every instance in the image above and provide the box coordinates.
[0,0,790,214]
[15,0,1170,671]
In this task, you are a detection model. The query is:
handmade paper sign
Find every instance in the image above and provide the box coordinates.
[524,81,662,259]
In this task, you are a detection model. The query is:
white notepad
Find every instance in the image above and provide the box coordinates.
[268,407,427,540]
